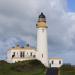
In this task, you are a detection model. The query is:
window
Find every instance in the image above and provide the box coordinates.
[30,52,32,56]
[17,52,18,55]
[20,52,25,58]
[20,52,22,58]
[13,52,15,55]
[52,61,54,64]
[12,52,15,58]
[33,55,36,58]
[59,61,61,64]
[27,52,28,55]
[23,52,25,57]
[42,54,43,58]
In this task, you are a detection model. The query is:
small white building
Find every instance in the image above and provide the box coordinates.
[7,44,36,63]
[49,58,63,68]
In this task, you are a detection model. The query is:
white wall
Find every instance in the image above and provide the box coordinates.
[36,28,49,67]
[49,58,63,68]
[7,49,36,63]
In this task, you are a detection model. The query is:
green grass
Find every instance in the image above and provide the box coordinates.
[61,70,75,75]
[0,61,75,75]
[60,64,75,75]
[0,60,46,75]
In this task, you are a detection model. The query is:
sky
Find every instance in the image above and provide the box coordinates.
[68,0,75,12]
[0,0,75,64]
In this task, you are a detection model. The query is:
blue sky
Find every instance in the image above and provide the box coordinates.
[68,0,75,12]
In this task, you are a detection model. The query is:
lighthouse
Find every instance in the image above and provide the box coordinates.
[6,12,63,68]
[36,13,49,67]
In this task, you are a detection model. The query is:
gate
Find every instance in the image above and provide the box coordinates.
[46,68,59,75]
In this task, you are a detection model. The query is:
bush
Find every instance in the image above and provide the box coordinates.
[11,59,46,72]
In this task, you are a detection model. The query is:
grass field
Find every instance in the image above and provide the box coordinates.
[0,60,75,75]
[0,60,46,75]
[61,70,75,75]
[60,64,75,75]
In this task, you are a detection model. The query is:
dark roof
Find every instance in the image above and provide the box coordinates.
[39,12,45,18]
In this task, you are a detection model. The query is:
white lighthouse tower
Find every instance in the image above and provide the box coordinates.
[36,13,49,67]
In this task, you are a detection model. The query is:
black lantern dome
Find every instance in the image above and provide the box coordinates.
[39,12,45,18]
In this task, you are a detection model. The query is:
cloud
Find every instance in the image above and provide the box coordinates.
[0,0,75,64]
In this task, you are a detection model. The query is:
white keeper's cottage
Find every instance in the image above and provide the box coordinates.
[6,13,63,68]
